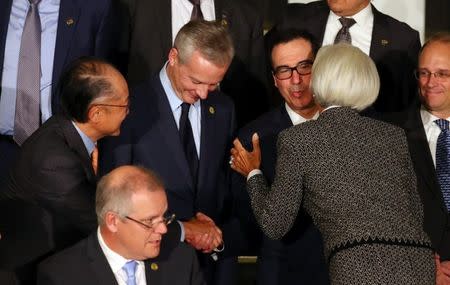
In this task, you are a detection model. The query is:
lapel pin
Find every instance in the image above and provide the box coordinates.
[66,18,74,26]
[150,263,158,271]
[221,12,228,28]
[209,106,215,115]
[381,39,388,46]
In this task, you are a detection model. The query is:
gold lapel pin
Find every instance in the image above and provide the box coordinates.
[150,263,158,271]
[209,106,215,115]
[381,39,389,46]
[221,18,228,27]
[66,18,74,26]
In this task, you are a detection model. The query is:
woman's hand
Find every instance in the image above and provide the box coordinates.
[230,133,261,177]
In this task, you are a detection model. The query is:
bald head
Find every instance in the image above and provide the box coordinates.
[95,166,165,225]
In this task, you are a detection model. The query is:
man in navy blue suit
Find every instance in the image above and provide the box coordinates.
[233,27,329,285]
[0,0,117,189]
[100,20,238,285]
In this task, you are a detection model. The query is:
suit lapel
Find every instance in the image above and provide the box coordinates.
[151,77,194,190]
[0,0,13,99]
[158,0,172,55]
[86,234,119,285]
[144,259,163,284]
[197,98,217,197]
[59,116,97,183]
[403,110,447,211]
[52,0,80,89]
[369,5,391,62]
[313,2,329,44]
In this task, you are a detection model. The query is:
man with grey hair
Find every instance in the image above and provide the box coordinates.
[100,20,238,284]
[37,165,204,285]
[0,57,129,283]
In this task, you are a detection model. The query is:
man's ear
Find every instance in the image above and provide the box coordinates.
[104,211,120,233]
[168,48,179,66]
[87,105,102,124]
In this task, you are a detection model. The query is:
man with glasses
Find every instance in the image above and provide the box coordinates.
[37,165,204,285]
[0,57,129,284]
[384,32,450,284]
[232,28,328,285]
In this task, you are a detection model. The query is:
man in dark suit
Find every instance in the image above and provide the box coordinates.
[234,28,328,285]
[272,0,420,113]
[0,57,129,284]
[37,165,204,285]
[0,0,118,188]
[383,33,450,284]
[119,0,268,127]
[100,20,237,285]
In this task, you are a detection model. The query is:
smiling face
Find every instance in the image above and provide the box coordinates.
[167,48,229,104]
[272,38,318,118]
[115,188,168,260]
[327,0,371,17]
[418,41,450,118]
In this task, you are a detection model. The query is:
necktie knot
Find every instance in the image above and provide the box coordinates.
[188,0,203,20]
[29,0,41,5]
[181,102,191,115]
[188,0,201,5]
[339,17,356,28]
[435,119,449,132]
[122,260,137,285]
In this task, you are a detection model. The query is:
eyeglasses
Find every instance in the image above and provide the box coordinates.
[414,69,450,81]
[125,213,176,231]
[273,60,313,80]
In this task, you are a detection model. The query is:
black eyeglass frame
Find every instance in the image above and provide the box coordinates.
[125,213,176,231]
[273,59,314,80]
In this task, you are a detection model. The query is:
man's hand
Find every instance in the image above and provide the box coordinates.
[230,133,261,177]
[435,254,450,285]
[183,212,222,253]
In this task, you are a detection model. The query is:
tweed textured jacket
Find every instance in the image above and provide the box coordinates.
[247,107,434,284]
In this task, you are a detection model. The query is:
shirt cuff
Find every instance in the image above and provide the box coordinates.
[177,220,185,242]
[247,169,262,181]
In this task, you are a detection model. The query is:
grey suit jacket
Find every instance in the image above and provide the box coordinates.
[246,107,431,259]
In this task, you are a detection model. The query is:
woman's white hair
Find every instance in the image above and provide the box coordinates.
[311,43,379,111]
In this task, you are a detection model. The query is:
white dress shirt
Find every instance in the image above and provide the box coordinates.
[420,107,450,167]
[171,0,215,43]
[322,3,373,55]
[97,228,146,285]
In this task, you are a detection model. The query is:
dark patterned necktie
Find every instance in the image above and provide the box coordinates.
[435,119,450,210]
[14,0,41,146]
[188,0,203,20]
[179,103,199,187]
[334,17,356,44]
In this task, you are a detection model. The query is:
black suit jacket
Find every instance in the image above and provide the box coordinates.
[100,75,238,259]
[383,108,450,261]
[273,1,421,113]
[120,0,268,127]
[37,231,205,285]
[233,105,328,284]
[0,115,97,269]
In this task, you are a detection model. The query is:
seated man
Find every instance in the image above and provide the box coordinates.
[37,165,205,285]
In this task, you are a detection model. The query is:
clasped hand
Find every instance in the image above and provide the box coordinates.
[183,212,223,253]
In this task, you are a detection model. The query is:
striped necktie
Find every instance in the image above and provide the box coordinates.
[435,119,450,210]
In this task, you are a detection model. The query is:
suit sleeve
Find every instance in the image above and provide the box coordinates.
[247,130,304,240]
[29,152,97,235]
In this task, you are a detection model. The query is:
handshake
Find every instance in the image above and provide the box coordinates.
[182,212,224,256]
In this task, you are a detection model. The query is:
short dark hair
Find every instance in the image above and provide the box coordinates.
[58,57,118,122]
[265,27,319,68]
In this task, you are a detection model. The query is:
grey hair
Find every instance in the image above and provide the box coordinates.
[95,166,164,225]
[173,20,234,67]
[311,44,379,111]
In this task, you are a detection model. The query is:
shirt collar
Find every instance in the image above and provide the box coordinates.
[72,122,96,155]
[285,103,319,125]
[97,227,130,275]
[329,3,373,29]
[420,106,450,126]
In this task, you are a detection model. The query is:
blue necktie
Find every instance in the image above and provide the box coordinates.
[122,260,137,285]
[435,119,450,210]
